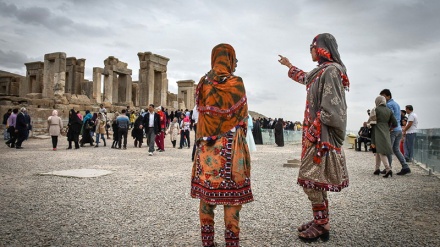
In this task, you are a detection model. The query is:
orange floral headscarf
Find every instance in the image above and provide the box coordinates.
[195,43,248,140]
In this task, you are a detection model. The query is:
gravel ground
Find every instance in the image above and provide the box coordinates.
[1,134,439,247]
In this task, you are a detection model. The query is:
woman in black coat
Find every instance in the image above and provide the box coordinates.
[252,119,263,144]
[131,114,144,148]
[67,109,82,149]
[274,118,284,147]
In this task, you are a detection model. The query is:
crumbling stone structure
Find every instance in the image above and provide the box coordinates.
[138,52,169,108]
[176,80,196,110]
[0,51,187,136]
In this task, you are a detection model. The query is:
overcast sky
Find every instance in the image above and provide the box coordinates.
[1,0,438,130]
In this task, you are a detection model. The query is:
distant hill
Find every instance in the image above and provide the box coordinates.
[249,110,267,119]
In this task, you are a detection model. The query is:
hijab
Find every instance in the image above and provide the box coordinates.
[195,43,248,140]
[311,33,350,90]
[375,95,387,107]
[69,109,82,125]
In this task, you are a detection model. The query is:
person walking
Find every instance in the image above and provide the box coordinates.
[94,112,107,147]
[191,43,253,247]
[155,106,166,152]
[111,113,119,149]
[80,110,94,147]
[370,96,397,177]
[167,117,180,148]
[278,33,350,239]
[132,113,144,148]
[178,116,191,149]
[14,107,28,149]
[5,108,18,148]
[67,109,82,149]
[116,109,130,149]
[47,110,63,151]
[140,104,160,156]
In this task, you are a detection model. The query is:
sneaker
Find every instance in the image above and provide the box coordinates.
[396,168,411,175]
[149,152,153,156]
[158,149,164,152]
[53,148,57,151]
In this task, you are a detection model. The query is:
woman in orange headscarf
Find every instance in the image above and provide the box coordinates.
[191,44,253,247]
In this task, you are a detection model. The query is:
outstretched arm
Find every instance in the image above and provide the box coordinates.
[278,55,307,85]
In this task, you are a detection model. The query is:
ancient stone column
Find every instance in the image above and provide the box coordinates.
[43,52,66,98]
[75,59,86,95]
[103,68,113,103]
[92,67,104,103]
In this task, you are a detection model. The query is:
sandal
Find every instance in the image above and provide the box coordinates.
[298,222,329,239]
[297,220,314,232]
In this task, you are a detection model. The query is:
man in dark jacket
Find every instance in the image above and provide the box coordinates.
[15,107,28,149]
[140,104,160,156]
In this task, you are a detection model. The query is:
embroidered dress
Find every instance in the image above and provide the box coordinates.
[191,44,253,206]
[288,61,349,192]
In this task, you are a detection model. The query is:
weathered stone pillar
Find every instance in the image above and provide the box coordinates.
[132,82,140,107]
[75,59,85,95]
[92,67,104,103]
[112,72,118,104]
[103,68,113,103]
[43,52,66,98]
[65,57,76,94]
[161,73,168,107]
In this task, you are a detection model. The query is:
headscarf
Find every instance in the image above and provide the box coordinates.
[69,109,82,125]
[195,43,248,140]
[375,95,387,107]
[52,110,58,116]
[83,110,92,123]
[311,33,350,90]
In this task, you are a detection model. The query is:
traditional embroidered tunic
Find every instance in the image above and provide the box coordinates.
[288,62,349,192]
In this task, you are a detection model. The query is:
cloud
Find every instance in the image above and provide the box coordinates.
[0,49,36,70]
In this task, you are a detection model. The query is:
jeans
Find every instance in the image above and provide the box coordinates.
[386,130,408,169]
[180,130,190,148]
[95,133,105,145]
[404,133,416,161]
[3,124,10,140]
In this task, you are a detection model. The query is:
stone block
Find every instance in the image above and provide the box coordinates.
[26,93,42,99]
[54,95,69,104]
[28,99,54,108]
[69,94,91,105]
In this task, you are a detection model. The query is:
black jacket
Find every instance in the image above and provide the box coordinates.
[16,112,27,131]
[142,112,161,134]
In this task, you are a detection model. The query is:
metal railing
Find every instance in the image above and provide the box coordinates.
[260,128,302,145]
[346,128,440,175]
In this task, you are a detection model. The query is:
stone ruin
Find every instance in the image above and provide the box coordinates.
[0,51,197,135]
